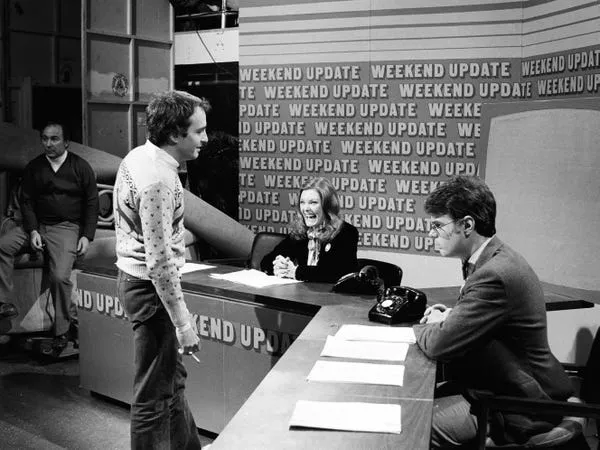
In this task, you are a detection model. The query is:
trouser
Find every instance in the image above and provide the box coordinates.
[117,270,202,450]
[0,221,79,336]
[430,382,478,449]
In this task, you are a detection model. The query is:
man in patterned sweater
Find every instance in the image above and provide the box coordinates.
[113,90,209,449]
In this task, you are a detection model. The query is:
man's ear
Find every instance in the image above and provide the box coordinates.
[167,133,180,146]
[463,215,475,236]
[64,139,70,148]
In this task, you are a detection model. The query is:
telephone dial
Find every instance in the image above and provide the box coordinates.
[368,286,427,325]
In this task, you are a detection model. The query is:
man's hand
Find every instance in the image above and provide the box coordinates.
[420,303,451,324]
[30,230,44,251]
[176,325,201,356]
[77,236,90,257]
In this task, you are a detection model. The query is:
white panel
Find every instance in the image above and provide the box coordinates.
[486,109,600,290]
[523,0,592,20]
[174,29,239,65]
[523,5,599,34]
[523,18,600,46]
[240,47,523,65]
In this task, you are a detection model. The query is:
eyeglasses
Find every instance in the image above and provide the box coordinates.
[429,219,461,237]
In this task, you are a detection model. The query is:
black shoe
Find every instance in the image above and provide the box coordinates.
[0,302,18,319]
[68,322,79,349]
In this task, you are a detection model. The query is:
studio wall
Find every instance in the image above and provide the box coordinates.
[237,0,600,288]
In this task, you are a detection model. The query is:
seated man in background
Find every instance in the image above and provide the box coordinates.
[260,177,358,283]
[413,175,572,448]
[0,121,98,345]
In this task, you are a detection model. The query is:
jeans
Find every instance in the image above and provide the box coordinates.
[118,270,202,450]
[0,221,79,336]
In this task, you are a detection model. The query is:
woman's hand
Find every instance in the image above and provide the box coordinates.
[272,255,298,279]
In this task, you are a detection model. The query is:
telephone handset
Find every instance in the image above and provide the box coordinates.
[368,286,427,325]
[332,265,384,295]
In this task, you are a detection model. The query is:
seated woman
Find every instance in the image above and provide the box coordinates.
[260,177,358,282]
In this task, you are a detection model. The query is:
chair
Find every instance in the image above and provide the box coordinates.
[357,258,403,288]
[248,231,287,270]
[467,328,600,449]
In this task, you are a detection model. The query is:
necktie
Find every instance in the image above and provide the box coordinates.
[462,261,475,280]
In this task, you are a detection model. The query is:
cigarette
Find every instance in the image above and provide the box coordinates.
[190,353,201,364]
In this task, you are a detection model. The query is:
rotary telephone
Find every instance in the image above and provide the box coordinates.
[368,286,427,325]
[332,265,384,295]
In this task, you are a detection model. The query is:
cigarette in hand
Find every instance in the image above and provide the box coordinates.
[178,347,201,364]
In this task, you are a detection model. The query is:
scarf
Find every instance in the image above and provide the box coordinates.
[307,229,321,266]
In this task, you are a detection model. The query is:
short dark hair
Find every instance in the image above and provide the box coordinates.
[146,90,211,147]
[40,121,70,141]
[425,176,496,237]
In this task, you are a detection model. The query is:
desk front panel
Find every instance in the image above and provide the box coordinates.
[76,270,312,433]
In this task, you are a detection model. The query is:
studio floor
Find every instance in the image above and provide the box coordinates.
[0,338,215,450]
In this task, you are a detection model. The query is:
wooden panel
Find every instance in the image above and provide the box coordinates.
[134,0,171,40]
[87,35,131,100]
[87,0,129,34]
[9,32,53,83]
[135,42,170,101]
[133,105,147,148]
[59,0,81,37]
[57,37,81,85]
[8,0,55,33]
[87,103,130,157]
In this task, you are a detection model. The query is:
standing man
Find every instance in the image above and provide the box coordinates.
[113,90,209,449]
[414,176,572,448]
[0,121,98,345]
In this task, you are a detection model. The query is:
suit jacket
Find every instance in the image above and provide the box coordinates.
[414,236,573,444]
[260,221,358,283]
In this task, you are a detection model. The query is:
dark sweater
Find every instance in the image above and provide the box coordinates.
[260,221,359,283]
[20,152,99,241]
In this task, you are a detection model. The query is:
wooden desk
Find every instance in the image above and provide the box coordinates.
[76,261,439,448]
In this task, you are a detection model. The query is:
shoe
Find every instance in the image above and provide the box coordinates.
[0,302,18,319]
[68,322,79,349]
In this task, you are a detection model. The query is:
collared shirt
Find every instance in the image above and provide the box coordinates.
[46,150,68,172]
[468,235,495,266]
[460,235,494,291]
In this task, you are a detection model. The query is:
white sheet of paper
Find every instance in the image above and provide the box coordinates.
[289,400,401,434]
[320,335,409,361]
[307,360,404,387]
[180,263,215,274]
[210,269,302,288]
[334,324,416,344]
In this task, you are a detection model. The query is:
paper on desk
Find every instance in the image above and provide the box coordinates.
[180,263,215,274]
[210,269,302,288]
[307,360,404,386]
[290,400,401,434]
[321,335,409,361]
[335,324,416,344]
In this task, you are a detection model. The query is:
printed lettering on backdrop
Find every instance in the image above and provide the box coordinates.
[238,46,600,255]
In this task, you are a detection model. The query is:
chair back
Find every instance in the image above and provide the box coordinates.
[248,232,287,270]
[581,327,600,405]
[357,258,402,288]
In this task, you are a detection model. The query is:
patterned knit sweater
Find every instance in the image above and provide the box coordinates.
[113,140,191,331]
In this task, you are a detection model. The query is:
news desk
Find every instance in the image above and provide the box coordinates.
[76,260,594,449]
[76,260,445,448]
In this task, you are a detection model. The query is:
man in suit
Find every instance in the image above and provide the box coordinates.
[414,176,572,448]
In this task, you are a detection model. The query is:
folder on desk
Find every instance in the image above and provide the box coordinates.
[321,335,409,361]
[210,269,303,288]
[334,324,416,343]
[307,360,404,386]
[289,400,401,434]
